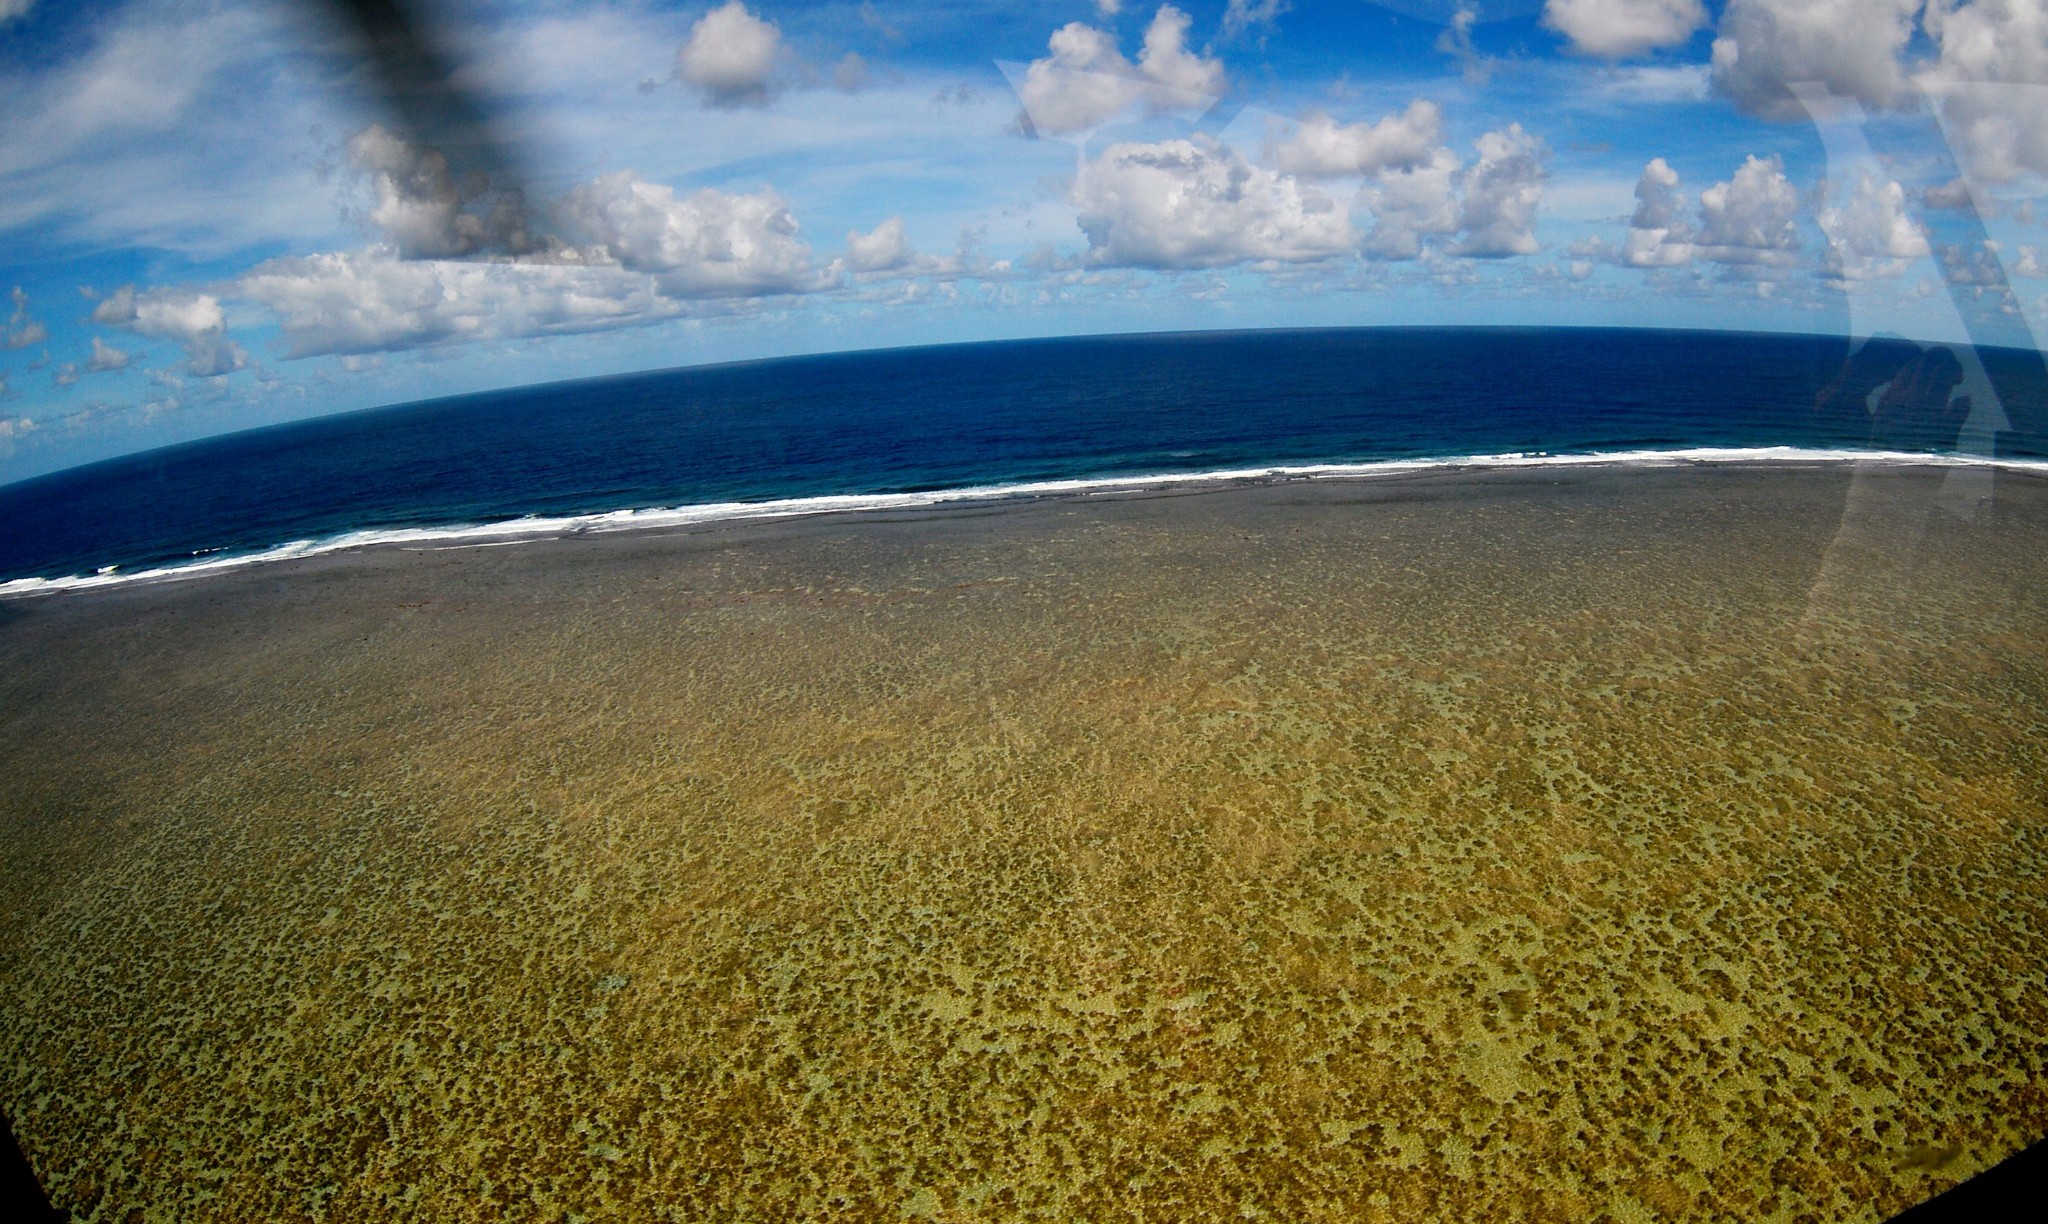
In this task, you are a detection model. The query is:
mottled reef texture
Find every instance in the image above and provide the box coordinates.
[1,465,2046,1223]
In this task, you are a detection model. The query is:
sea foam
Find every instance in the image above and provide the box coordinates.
[5,447,2044,599]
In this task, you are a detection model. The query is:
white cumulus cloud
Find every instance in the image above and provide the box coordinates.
[848,216,916,274]
[1608,154,1848,278]
[562,172,816,297]
[87,336,131,372]
[1818,171,1932,280]
[236,251,688,359]
[1695,153,1803,267]
[4,287,47,351]
[678,1,783,109]
[1622,157,1695,267]
[1139,6,1228,97]
[1919,0,2048,183]
[1072,136,1352,268]
[234,171,822,359]
[91,285,247,376]
[1543,0,1707,58]
[52,338,126,388]
[1016,6,1226,136]
[93,285,222,339]
[347,126,547,260]
[1702,0,2048,185]
[1711,0,1922,120]
[1359,148,1464,260]
[1266,100,1444,179]
[1356,123,1549,261]
[1452,124,1547,257]
[845,220,1010,284]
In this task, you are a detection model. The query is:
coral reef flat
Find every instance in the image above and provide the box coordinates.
[2,464,2045,1222]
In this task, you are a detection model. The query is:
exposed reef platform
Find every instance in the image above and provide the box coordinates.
[2,463,2044,1221]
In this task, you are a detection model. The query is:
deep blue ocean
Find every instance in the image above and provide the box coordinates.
[3,327,2045,586]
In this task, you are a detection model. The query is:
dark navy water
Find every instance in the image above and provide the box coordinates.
[3,327,2045,584]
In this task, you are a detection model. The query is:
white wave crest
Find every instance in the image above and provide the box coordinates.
[5,447,2045,600]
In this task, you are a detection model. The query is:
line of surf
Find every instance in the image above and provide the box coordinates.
[6,446,2045,599]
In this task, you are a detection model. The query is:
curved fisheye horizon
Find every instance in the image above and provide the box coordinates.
[1,0,2043,487]
[2,319,2045,595]
[4,3,2048,1222]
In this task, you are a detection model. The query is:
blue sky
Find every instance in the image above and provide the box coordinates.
[1,0,2045,483]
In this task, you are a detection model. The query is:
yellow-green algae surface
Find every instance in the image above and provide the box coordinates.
[1,465,2045,1223]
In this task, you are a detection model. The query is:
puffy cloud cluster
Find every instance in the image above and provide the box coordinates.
[53,338,131,388]
[1695,154,1803,266]
[1452,125,1547,257]
[91,285,247,376]
[92,287,224,342]
[87,336,130,371]
[1433,5,1488,83]
[1622,157,1694,267]
[843,219,1012,284]
[1710,0,1922,120]
[1266,100,1443,178]
[237,252,683,358]
[1259,105,1547,263]
[1071,114,1547,270]
[1543,0,1707,58]
[1358,149,1463,260]
[1360,125,1548,261]
[847,216,917,275]
[1129,7,1228,99]
[1016,6,1226,136]
[347,126,547,260]
[678,1,783,109]
[1072,136,1351,268]
[562,173,815,296]
[1920,0,2048,183]
[1937,238,2013,286]
[1818,171,1932,281]
[0,1,32,24]
[1604,155,1808,274]
[4,287,46,351]
[226,115,828,360]
[233,171,821,359]
[1708,1,2048,184]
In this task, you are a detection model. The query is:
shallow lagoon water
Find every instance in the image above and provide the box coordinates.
[1,463,2045,1221]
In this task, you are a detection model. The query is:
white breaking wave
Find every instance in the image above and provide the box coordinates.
[5,447,2046,599]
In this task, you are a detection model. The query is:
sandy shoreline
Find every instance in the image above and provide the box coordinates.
[2,462,2046,1222]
